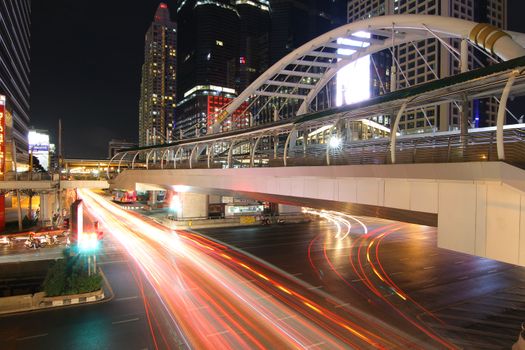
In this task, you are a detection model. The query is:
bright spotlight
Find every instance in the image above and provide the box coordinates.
[329,137,342,149]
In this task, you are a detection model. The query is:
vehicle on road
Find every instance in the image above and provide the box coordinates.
[0,236,13,247]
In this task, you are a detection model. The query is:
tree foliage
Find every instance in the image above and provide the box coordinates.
[43,249,102,296]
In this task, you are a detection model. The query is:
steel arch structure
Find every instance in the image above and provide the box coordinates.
[214,14,525,127]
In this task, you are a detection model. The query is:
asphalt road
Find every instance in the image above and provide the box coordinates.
[199,217,525,349]
[0,235,160,350]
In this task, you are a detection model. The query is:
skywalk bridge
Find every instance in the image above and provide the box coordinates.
[109,15,525,266]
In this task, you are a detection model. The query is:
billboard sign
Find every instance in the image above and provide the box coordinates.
[28,130,50,170]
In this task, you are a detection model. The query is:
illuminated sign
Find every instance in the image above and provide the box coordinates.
[336,32,371,107]
[0,95,5,177]
[28,130,50,170]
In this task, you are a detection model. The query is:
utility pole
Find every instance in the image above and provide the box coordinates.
[57,119,63,222]
[12,141,22,231]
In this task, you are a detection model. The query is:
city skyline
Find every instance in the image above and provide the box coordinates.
[29,0,525,158]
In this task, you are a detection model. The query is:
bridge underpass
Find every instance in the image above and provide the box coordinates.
[111,160,525,267]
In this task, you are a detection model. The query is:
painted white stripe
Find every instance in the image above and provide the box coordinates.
[334,302,351,309]
[423,266,435,270]
[206,330,230,337]
[112,317,139,325]
[307,285,323,290]
[16,333,48,341]
[115,296,138,302]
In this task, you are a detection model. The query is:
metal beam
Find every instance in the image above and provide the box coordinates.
[254,90,307,99]
[279,70,324,79]
[497,71,518,160]
[250,135,263,167]
[107,152,121,179]
[117,152,128,174]
[321,42,368,51]
[390,102,408,164]
[306,51,355,59]
[131,151,140,170]
[265,80,315,89]
[294,59,335,68]
[283,127,297,167]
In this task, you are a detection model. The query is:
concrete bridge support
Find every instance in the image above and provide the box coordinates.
[112,162,525,267]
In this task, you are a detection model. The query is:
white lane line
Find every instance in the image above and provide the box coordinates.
[306,341,326,348]
[454,260,465,265]
[423,266,435,270]
[390,271,403,276]
[278,315,296,321]
[206,330,230,337]
[99,259,129,265]
[351,278,364,283]
[115,296,138,301]
[457,276,469,280]
[307,285,323,290]
[334,302,351,309]
[112,317,140,325]
[16,333,48,341]
[487,269,498,273]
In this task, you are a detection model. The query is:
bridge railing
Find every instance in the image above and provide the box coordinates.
[116,125,525,176]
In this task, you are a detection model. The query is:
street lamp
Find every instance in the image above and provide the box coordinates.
[329,136,342,149]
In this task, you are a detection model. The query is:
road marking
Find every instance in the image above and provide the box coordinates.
[429,253,439,257]
[399,258,409,261]
[423,266,435,270]
[99,259,128,265]
[206,330,229,337]
[390,271,403,276]
[334,302,351,309]
[305,341,326,348]
[115,296,138,301]
[454,260,465,265]
[16,333,48,341]
[307,285,323,290]
[351,278,364,283]
[278,314,296,321]
[112,317,140,325]
[487,269,498,273]
[457,275,469,280]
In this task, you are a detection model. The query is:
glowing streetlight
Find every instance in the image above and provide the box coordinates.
[329,136,342,149]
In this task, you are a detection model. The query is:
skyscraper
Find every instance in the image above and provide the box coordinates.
[0,0,31,162]
[138,3,177,147]
[346,0,507,132]
[175,0,241,137]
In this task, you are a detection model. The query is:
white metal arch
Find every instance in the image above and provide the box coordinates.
[215,15,525,126]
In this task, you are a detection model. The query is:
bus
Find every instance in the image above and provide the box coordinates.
[112,189,137,203]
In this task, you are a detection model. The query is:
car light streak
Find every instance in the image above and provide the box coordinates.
[80,190,399,349]
[304,208,458,349]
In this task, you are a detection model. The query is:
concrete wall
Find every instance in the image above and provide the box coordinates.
[113,162,525,266]
[178,192,208,219]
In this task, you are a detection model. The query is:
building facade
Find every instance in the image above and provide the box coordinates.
[346,0,507,132]
[0,1,31,165]
[175,0,242,137]
[138,3,177,147]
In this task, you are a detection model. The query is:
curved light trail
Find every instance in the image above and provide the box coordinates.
[79,190,417,349]
[304,208,458,349]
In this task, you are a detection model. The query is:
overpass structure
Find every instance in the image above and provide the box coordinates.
[109,15,525,267]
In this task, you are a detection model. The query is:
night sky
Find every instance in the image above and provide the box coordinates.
[29,0,525,159]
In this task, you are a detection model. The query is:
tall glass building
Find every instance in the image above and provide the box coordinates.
[0,0,31,160]
[138,3,177,147]
[345,0,507,131]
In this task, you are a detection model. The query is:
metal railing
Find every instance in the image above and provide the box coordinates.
[109,125,525,177]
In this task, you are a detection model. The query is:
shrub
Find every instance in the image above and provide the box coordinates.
[42,249,102,296]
